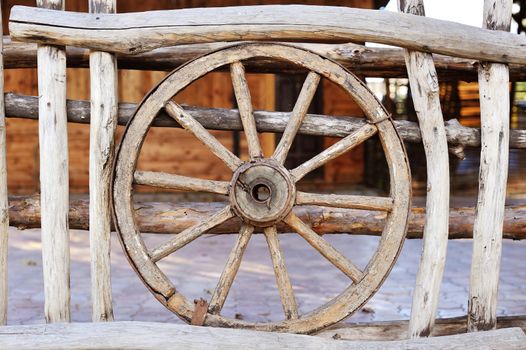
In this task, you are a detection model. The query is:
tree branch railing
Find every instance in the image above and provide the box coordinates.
[8,5,526,64]
[7,195,526,240]
[4,37,526,81]
[4,93,526,151]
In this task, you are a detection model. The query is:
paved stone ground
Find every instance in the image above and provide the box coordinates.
[5,224,526,325]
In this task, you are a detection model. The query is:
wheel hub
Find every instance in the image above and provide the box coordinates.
[230,159,295,227]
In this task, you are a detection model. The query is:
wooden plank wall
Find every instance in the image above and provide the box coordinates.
[448,82,525,195]
[323,80,366,184]
[1,0,372,194]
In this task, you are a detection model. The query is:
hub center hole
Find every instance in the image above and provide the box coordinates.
[252,183,271,202]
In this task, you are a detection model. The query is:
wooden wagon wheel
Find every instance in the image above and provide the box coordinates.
[112,43,411,334]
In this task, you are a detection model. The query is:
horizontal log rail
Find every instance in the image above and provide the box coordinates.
[0,321,524,349]
[317,315,526,341]
[9,5,526,64]
[8,195,526,239]
[4,93,526,149]
[3,38,526,81]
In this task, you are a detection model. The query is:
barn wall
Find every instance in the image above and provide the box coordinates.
[2,0,373,194]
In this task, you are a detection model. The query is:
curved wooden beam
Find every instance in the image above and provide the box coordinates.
[8,5,526,64]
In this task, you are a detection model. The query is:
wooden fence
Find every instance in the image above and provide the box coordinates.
[0,0,525,347]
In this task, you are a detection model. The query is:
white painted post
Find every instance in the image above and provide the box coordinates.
[468,0,512,332]
[89,0,117,322]
[398,0,450,338]
[36,0,70,323]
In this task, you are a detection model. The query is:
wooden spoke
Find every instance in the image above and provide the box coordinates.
[290,123,377,182]
[165,101,243,171]
[230,61,262,159]
[272,72,320,164]
[284,213,363,283]
[296,191,393,212]
[134,170,229,195]
[264,226,299,320]
[149,205,234,262]
[208,224,254,315]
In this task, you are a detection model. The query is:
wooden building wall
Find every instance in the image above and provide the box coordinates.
[2,0,373,194]
[451,82,525,194]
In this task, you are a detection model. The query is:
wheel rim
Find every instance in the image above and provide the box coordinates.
[112,43,411,334]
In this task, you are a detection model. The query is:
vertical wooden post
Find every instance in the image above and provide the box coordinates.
[89,0,117,322]
[398,0,450,338]
[0,0,9,327]
[36,0,70,323]
[468,0,512,332]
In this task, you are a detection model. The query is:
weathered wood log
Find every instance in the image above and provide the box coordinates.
[6,38,526,81]
[4,93,526,149]
[468,0,512,333]
[9,5,526,64]
[36,0,70,324]
[399,0,450,339]
[88,0,116,323]
[7,196,526,239]
[0,1,8,327]
[317,315,526,341]
[0,322,524,350]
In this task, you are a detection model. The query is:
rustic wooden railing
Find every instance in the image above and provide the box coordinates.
[35,0,70,324]
[4,37,526,81]
[88,0,117,324]
[8,5,526,63]
[4,195,525,239]
[3,93,526,149]
[398,0,450,338]
[468,0,512,333]
[0,0,524,347]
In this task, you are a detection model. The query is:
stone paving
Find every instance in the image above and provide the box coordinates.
[5,225,526,325]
